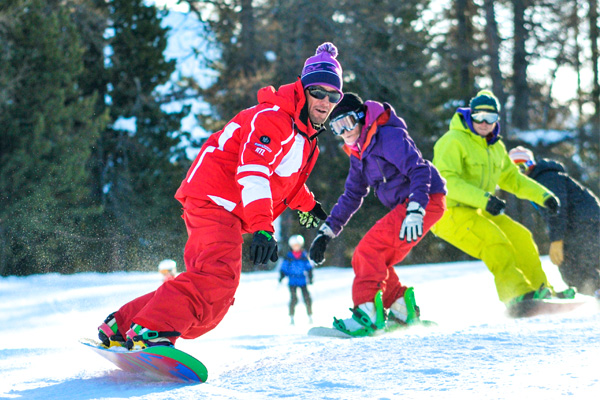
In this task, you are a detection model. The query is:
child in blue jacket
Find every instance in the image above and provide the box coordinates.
[279,235,314,324]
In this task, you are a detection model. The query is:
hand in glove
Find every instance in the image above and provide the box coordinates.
[543,195,560,216]
[298,201,328,229]
[399,201,425,243]
[249,231,278,265]
[309,224,334,264]
[549,240,564,266]
[485,195,506,216]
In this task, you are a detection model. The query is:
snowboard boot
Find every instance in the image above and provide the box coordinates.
[387,287,421,328]
[125,323,180,350]
[98,311,126,348]
[332,290,385,337]
[508,283,552,306]
[554,287,576,299]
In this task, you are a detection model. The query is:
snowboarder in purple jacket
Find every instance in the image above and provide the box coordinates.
[309,93,447,336]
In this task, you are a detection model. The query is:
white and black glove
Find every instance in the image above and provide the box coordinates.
[399,201,425,243]
[309,224,335,264]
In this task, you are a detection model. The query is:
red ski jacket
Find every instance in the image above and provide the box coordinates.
[175,79,321,233]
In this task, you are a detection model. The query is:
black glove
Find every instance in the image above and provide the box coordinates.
[309,224,334,264]
[485,195,506,216]
[249,231,278,265]
[298,202,328,229]
[543,195,560,216]
[278,271,285,283]
[307,269,314,285]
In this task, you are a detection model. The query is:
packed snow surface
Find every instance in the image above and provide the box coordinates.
[1,257,599,399]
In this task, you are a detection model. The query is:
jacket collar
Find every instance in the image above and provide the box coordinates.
[529,159,565,179]
[454,107,501,145]
[342,107,391,159]
[256,78,322,139]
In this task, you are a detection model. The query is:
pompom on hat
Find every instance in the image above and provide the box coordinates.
[469,90,500,114]
[301,42,343,95]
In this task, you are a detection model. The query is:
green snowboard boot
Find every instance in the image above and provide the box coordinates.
[332,290,386,337]
[387,287,421,328]
[508,283,552,307]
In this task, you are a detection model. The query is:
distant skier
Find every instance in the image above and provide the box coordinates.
[279,235,314,325]
[158,259,177,283]
[309,93,447,337]
[97,42,343,350]
[508,146,600,296]
[431,90,563,307]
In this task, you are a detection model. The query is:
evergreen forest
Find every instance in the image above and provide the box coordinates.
[0,0,598,275]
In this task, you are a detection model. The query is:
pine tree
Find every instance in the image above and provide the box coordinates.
[89,0,190,271]
[432,0,485,109]
[182,0,453,267]
[0,0,104,275]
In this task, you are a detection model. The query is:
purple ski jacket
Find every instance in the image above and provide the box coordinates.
[326,101,446,236]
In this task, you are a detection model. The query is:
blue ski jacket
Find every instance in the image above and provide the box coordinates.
[280,251,313,287]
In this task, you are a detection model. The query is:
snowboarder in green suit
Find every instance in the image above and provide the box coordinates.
[431,90,561,305]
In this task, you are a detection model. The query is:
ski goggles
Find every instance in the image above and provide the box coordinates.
[329,110,365,136]
[307,86,342,104]
[516,160,535,173]
[472,112,499,124]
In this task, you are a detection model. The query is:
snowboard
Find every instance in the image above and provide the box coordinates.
[81,339,208,383]
[308,320,437,339]
[506,298,586,319]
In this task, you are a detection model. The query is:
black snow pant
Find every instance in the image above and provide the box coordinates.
[289,285,312,317]
[560,222,600,296]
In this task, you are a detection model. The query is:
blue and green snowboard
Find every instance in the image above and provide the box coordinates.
[81,339,207,383]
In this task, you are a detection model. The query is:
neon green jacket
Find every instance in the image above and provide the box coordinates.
[433,110,553,210]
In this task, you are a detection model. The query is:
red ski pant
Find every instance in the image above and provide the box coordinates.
[114,198,244,343]
[351,193,446,308]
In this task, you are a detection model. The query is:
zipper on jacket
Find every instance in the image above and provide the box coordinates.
[485,147,491,190]
[375,159,387,183]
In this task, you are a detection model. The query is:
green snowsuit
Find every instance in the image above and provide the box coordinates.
[432,109,555,303]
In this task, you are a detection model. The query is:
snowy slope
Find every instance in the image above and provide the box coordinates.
[1,258,599,400]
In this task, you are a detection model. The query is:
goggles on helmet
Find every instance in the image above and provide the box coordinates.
[517,160,535,173]
[472,111,499,124]
[329,110,365,136]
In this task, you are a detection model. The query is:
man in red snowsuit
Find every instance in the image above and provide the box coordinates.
[97,43,344,349]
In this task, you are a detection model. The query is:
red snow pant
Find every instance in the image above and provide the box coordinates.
[114,198,244,344]
[351,193,446,308]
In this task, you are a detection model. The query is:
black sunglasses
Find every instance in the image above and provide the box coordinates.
[307,86,342,104]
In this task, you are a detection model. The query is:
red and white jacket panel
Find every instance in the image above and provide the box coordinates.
[175,80,320,233]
